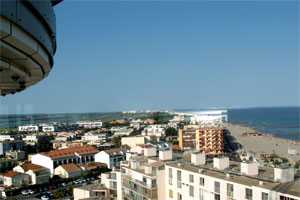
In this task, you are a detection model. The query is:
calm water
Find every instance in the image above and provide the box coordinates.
[228,107,300,141]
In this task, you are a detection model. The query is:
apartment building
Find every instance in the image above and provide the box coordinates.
[121,155,167,200]
[101,169,122,200]
[165,152,300,200]
[179,125,225,154]
[31,146,99,175]
[18,125,39,132]
[95,148,127,169]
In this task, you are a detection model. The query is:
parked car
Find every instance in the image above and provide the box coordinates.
[41,195,49,200]
[21,190,28,195]
[28,189,35,195]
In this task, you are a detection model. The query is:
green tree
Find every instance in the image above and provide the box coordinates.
[66,184,74,195]
[129,130,140,136]
[113,136,122,147]
[165,127,177,136]
[54,188,66,199]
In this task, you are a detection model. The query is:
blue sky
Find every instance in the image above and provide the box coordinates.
[1,1,299,114]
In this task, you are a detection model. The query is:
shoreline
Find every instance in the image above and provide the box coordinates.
[227,121,300,142]
[224,123,300,163]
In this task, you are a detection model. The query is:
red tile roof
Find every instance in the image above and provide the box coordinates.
[104,148,127,153]
[4,171,21,178]
[20,163,46,172]
[172,145,181,151]
[59,163,82,174]
[41,146,99,159]
[150,161,165,167]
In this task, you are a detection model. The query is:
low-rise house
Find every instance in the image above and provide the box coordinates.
[74,183,111,200]
[13,163,50,185]
[2,171,29,187]
[23,134,47,145]
[6,150,25,160]
[54,163,83,178]
[95,148,127,169]
[121,136,145,148]
[55,132,77,141]
[80,162,107,172]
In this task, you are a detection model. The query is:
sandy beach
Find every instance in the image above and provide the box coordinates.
[224,123,300,163]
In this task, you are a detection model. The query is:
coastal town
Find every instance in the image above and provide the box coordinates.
[0,110,299,200]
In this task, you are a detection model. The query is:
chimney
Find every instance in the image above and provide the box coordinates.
[126,152,132,161]
[145,166,152,174]
[213,157,229,170]
[241,162,258,176]
[274,167,294,183]
[191,152,206,165]
[159,150,172,161]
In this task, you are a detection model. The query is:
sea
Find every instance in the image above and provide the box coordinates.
[0,107,299,141]
[228,107,300,141]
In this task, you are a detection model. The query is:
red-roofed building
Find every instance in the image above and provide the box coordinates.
[31,146,100,175]
[2,171,29,187]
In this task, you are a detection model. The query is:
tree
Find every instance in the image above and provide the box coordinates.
[66,184,74,195]
[165,127,177,136]
[129,130,140,136]
[54,188,66,199]
[113,136,121,147]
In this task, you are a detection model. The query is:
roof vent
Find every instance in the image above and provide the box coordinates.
[259,181,264,185]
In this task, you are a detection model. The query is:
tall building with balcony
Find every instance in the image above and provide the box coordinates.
[165,152,300,200]
[0,0,62,95]
[179,125,225,154]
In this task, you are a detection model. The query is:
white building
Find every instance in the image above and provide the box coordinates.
[77,121,103,128]
[31,146,99,175]
[18,125,39,132]
[142,124,165,138]
[23,134,47,144]
[42,125,58,132]
[0,135,15,141]
[189,109,228,124]
[95,148,127,169]
[82,132,108,143]
[165,153,299,200]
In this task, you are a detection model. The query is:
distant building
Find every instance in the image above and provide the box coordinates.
[178,125,225,154]
[82,132,108,143]
[77,121,103,128]
[0,140,24,156]
[189,109,228,124]
[18,125,39,132]
[31,146,99,175]
[0,135,16,141]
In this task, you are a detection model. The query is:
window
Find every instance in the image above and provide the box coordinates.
[214,194,220,200]
[227,183,233,197]
[214,181,220,193]
[177,193,182,200]
[189,174,194,183]
[199,188,205,200]
[177,170,181,181]
[169,189,173,198]
[200,177,205,186]
[245,188,252,200]
[262,192,268,200]
[169,178,172,185]
[177,181,182,188]
[280,196,297,200]
[169,168,173,178]
[189,185,194,197]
